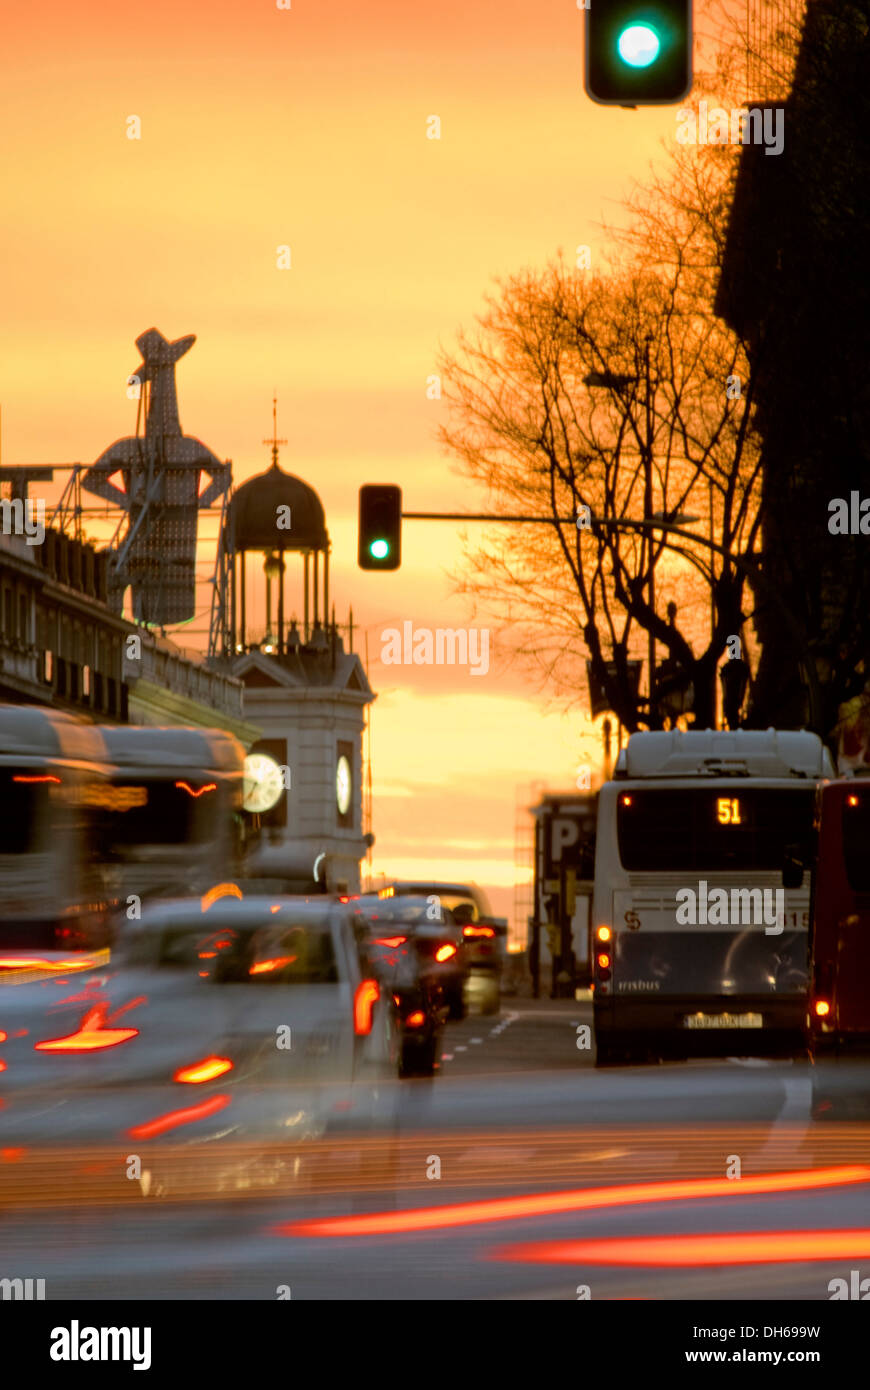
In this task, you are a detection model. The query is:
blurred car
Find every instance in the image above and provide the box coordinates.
[355,918,448,1076]
[0,897,399,1186]
[381,880,507,1015]
[355,894,469,1021]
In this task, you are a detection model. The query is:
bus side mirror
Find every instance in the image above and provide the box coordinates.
[782,851,804,891]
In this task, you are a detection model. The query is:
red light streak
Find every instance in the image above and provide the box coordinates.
[107,996,147,1024]
[174,1056,233,1084]
[175,781,217,798]
[279,1166,870,1239]
[34,1002,138,1052]
[201,882,242,911]
[128,1093,231,1140]
[354,979,379,1035]
[249,956,296,975]
[494,1229,870,1267]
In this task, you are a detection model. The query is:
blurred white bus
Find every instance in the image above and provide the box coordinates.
[592,729,833,1065]
[99,725,245,904]
[0,705,114,952]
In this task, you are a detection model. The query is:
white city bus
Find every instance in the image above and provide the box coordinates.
[591,729,834,1065]
[99,725,245,904]
[0,705,115,953]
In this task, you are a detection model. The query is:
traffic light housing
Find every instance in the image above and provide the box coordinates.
[585,2,692,106]
[358,484,402,570]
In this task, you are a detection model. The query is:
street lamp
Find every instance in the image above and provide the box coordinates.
[634,512,699,726]
[584,360,701,726]
[583,371,636,390]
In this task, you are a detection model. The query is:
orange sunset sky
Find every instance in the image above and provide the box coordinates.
[0,0,730,932]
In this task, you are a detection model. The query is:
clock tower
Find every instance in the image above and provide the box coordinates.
[214,408,375,893]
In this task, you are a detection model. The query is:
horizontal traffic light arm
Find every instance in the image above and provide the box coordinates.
[403,512,683,524]
[397,508,820,727]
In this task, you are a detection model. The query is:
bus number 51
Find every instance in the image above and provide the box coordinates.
[717,797,742,825]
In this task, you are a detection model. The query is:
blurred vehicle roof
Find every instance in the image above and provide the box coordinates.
[383,881,493,915]
[0,703,109,766]
[130,895,344,929]
[101,725,244,772]
[354,894,455,926]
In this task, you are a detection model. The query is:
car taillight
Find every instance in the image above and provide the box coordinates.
[462,926,495,939]
[174,1056,234,1084]
[354,979,380,1036]
[373,936,407,948]
[435,944,457,963]
[595,950,611,983]
[405,1011,426,1028]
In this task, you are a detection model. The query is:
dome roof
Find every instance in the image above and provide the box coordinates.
[228,463,328,552]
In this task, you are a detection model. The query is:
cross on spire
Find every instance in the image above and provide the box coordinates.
[263,394,288,468]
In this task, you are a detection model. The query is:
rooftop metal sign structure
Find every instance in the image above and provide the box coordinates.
[81,328,230,627]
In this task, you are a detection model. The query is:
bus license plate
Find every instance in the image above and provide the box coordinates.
[684,1012,763,1029]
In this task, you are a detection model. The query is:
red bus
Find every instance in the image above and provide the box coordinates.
[808,776,870,1055]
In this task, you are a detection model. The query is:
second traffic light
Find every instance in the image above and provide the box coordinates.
[358,484,402,570]
[585,2,692,106]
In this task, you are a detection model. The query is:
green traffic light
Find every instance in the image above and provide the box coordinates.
[369,538,390,560]
[617,24,661,68]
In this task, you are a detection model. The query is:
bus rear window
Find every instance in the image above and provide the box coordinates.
[617,788,815,872]
[842,801,870,892]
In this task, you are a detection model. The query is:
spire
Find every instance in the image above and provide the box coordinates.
[262,393,288,469]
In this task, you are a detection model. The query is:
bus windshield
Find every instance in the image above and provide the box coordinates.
[617,787,815,872]
[0,770,55,855]
[106,778,219,848]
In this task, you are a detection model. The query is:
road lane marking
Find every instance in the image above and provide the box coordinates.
[757,1076,813,1161]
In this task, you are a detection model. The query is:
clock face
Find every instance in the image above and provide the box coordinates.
[336,754,352,816]
[243,753,285,814]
